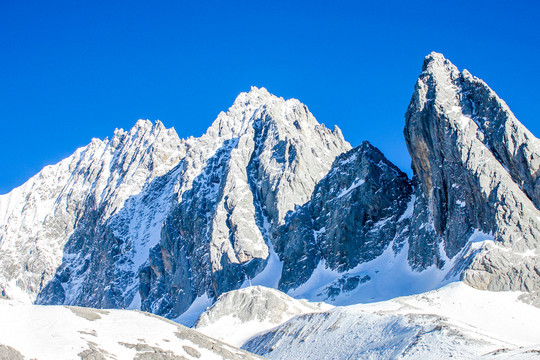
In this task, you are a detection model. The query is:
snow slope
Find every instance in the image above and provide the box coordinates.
[239,283,540,359]
[0,299,264,360]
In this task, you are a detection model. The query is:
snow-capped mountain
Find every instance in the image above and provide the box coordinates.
[0,120,185,305]
[139,89,350,318]
[0,51,539,356]
[0,87,351,317]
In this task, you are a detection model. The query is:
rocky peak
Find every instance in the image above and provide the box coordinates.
[0,119,184,305]
[204,86,346,146]
[275,141,412,294]
[410,52,540,209]
[404,52,540,296]
[136,88,350,318]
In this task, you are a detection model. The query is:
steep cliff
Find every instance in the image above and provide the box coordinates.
[404,52,540,295]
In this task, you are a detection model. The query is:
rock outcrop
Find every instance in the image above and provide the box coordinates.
[194,286,331,346]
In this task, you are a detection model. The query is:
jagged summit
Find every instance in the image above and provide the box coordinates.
[0,86,351,317]
[205,86,345,146]
[405,51,540,295]
[422,51,452,71]
[234,86,274,103]
[140,87,351,318]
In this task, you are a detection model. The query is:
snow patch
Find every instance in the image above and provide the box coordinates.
[241,239,283,289]
[336,178,365,199]
[0,299,253,360]
[247,283,540,359]
[288,237,462,306]
[468,229,495,252]
[175,293,213,327]
[398,195,415,222]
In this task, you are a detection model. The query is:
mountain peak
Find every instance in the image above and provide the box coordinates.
[406,52,540,297]
[129,119,166,134]
[231,86,279,108]
[422,51,448,69]
[420,52,461,82]
[110,119,170,145]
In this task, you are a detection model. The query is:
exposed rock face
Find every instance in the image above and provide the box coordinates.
[275,142,412,292]
[404,52,540,292]
[140,88,350,318]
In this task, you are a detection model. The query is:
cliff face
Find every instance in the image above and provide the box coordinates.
[275,142,412,293]
[139,88,350,318]
[0,120,185,307]
[404,52,540,294]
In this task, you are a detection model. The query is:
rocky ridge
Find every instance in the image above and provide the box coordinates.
[194,286,331,347]
[0,120,184,305]
[241,283,540,360]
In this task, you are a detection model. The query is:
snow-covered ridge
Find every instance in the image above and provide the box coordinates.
[0,119,184,303]
[194,286,332,347]
[242,283,540,360]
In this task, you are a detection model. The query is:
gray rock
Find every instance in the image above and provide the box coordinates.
[404,52,540,293]
[275,141,412,292]
[139,88,350,318]
[0,345,24,360]
[194,286,325,328]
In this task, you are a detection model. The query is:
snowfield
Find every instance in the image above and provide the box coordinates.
[190,283,540,359]
[0,299,263,360]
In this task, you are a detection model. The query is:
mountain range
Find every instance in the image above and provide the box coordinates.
[0,52,539,359]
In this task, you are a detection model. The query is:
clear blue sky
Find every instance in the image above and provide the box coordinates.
[1,1,539,194]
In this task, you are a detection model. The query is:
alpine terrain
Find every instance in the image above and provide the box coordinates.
[0,52,539,359]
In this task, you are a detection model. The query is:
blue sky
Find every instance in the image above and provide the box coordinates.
[1,1,539,194]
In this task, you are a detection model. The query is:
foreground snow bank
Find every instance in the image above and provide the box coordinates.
[0,300,263,360]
